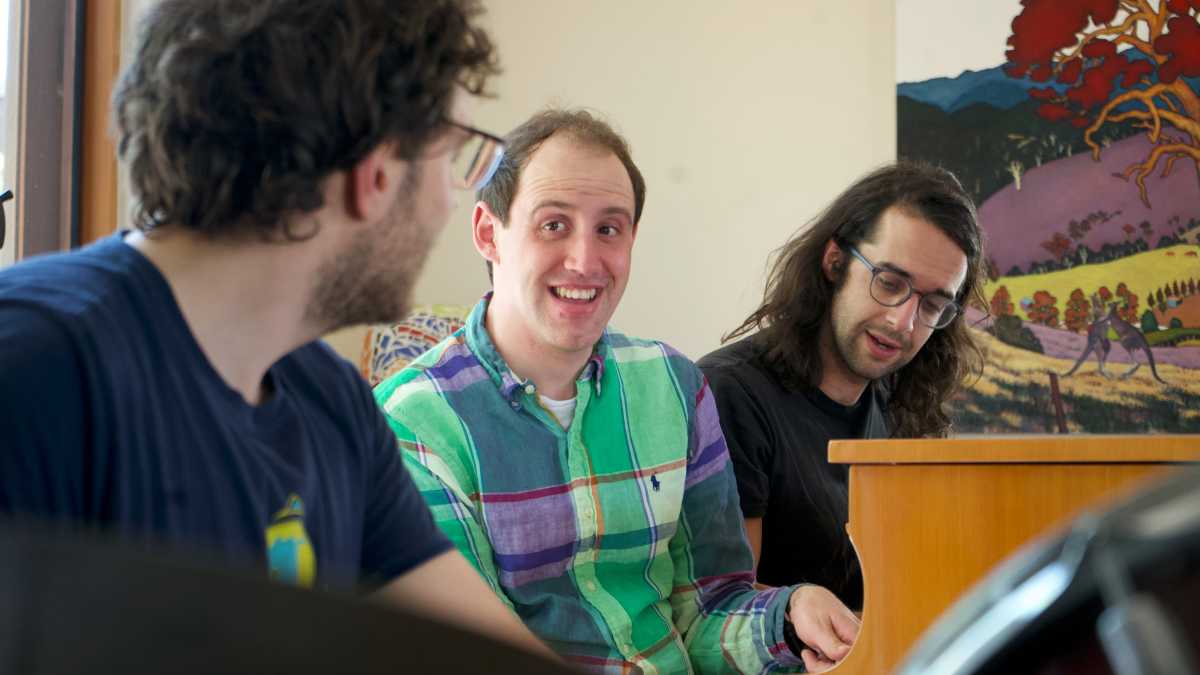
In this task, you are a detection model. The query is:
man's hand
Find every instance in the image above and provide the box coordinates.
[787,585,860,672]
[373,550,559,662]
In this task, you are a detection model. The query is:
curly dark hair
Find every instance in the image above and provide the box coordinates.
[114,0,498,240]
[726,161,987,438]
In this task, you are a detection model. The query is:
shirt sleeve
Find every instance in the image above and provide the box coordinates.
[358,386,453,587]
[0,306,88,519]
[703,366,773,519]
[376,390,515,611]
[669,378,804,673]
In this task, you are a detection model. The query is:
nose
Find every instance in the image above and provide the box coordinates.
[564,232,603,277]
[884,294,921,333]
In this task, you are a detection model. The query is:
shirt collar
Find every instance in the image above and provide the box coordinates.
[465,292,609,401]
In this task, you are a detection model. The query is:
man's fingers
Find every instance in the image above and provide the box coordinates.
[789,585,859,664]
[803,621,851,662]
[831,607,861,644]
[801,648,836,673]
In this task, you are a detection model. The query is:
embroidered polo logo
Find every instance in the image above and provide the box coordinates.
[650,475,661,492]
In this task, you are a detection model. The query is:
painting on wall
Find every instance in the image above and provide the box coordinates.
[897,0,1200,433]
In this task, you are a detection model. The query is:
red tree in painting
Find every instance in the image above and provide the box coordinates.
[1116,281,1139,323]
[991,285,1015,317]
[1028,290,1061,327]
[1006,0,1200,207]
[1041,231,1074,262]
[1064,288,1093,331]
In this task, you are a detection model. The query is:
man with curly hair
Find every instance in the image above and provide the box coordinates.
[0,0,547,655]
[698,161,987,611]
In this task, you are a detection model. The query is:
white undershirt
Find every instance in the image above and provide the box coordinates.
[538,393,578,429]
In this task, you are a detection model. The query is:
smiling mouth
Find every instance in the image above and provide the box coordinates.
[867,330,901,352]
[551,286,599,303]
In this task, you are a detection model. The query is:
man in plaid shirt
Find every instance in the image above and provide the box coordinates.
[376,109,859,673]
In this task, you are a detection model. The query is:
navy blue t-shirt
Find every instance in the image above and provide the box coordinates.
[0,235,451,590]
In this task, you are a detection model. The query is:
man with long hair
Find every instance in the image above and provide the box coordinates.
[0,0,548,655]
[698,161,986,609]
[377,109,861,673]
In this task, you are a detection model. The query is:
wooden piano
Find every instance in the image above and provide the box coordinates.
[826,434,1200,673]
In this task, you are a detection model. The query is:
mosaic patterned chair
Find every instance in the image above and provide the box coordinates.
[359,304,471,387]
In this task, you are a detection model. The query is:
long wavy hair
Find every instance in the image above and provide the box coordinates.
[726,161,987,438]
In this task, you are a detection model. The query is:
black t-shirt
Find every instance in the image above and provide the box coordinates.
[0,235,450,590]
[698,336,888,609]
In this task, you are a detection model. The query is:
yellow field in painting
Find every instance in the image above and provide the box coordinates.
[958,329,1200,432]
[984,244,1200,323]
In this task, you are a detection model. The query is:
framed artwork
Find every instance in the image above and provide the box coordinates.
[897,0,1200,432]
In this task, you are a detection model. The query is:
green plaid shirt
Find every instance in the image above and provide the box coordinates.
[375,296,803,673]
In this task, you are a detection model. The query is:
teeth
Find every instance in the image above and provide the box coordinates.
[555,287,597,301]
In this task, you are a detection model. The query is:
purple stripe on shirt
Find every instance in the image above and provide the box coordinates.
[426,347,490,392]
[483,488,579,559]
[494,539,577,572]
[684,437,729,489]
[694,570,759,612]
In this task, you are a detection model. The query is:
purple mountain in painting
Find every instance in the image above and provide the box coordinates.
[977,134,1200,275]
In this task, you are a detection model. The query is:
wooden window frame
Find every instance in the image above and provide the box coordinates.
[1,0,120,263]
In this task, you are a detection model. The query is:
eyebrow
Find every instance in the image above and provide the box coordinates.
[531,199,633,222]
[876,261,957,300]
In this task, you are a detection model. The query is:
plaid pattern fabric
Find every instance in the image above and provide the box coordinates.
[375,296,803,674]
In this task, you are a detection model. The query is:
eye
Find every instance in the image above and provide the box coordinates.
[541,220,566,233]
[598,223,620,237]
[875,273,906,295]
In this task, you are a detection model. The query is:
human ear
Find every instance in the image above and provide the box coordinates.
[821,239,844,281]
[346,142,407,222]
[472,201,501,265]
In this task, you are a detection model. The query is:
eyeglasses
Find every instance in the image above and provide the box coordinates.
[846,246,961,329]
[444,120,505,191]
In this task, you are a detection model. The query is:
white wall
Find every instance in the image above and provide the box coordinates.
[410,1,896,360]
[122,1,897,363]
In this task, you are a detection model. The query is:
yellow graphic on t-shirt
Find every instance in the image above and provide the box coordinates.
[265,493,315,587]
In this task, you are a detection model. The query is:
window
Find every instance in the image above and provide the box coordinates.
[0,0,83,269]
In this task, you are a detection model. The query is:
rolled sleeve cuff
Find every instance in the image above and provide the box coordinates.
[767,584,807,671]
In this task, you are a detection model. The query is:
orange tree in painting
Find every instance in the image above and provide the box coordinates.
[1064,288,1092,331]
[1006,0,1200,207]
[990,285,1015,317]
[1041,232,1074,263]
[1116,281,1140,323]
[1028,290,1061,327]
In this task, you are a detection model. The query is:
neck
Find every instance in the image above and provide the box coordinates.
[126,228,327,405]
[816,320,870,406]
[483,301,589,401]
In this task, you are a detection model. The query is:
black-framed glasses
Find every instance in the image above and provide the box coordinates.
[846,246,961,329]
[444,120,505,191]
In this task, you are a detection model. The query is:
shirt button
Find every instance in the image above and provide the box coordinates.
[523,383,535,394]
[585,581,597,592]
[622,643,634,654]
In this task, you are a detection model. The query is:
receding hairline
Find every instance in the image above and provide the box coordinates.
[508,131,638,219]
